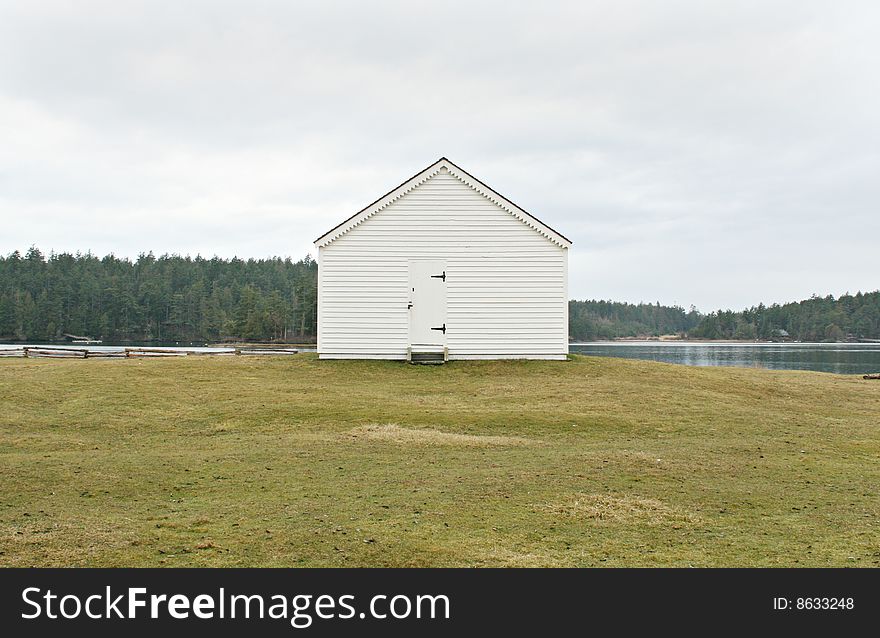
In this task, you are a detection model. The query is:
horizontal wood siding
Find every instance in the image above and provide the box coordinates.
[318,169,568,359]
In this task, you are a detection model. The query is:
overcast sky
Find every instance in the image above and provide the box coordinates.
[1,1,877,311]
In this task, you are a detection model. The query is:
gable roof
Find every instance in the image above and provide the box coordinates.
[314,157,572,248]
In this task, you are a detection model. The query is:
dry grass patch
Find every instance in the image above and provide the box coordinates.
[475,544,566,567]
[347,424,536,447]
[543,493,704,526]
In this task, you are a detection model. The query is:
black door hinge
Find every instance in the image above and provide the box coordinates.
[430,271,446,282]
[430,323,446,334]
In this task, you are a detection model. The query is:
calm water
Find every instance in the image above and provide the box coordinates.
[570,342,880,375]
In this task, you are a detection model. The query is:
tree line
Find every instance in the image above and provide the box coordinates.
[1,248,878,343]
[689,292,880,341]
[569,299,701,341]
[0,248,317,343]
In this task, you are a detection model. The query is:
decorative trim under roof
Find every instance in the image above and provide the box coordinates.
[314,157,572,248]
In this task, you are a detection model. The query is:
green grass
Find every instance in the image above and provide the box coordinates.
[1,354,878,567]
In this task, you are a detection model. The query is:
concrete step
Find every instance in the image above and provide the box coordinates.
[408,346,448,364]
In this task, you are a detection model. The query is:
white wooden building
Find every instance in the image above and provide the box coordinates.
[314,158,571,361]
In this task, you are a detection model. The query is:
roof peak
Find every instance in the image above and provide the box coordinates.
[314,158,571,248]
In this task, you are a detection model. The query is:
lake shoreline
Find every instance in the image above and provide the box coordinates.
[1,337,875,347]
[3,341,879,374]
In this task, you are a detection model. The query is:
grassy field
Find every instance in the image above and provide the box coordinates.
[1,354,878,567]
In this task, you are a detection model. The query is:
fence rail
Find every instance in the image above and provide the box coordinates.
[0,347,300,359]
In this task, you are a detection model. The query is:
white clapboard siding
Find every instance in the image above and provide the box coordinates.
[316,159,570,360]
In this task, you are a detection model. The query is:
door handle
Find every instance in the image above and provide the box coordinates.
[430,324,446,334]
[430,271,446,282]
[407,302,413,309]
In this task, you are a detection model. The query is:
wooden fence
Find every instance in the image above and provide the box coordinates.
[0,347,299,359]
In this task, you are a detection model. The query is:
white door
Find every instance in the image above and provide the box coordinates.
[408,260,447,347]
